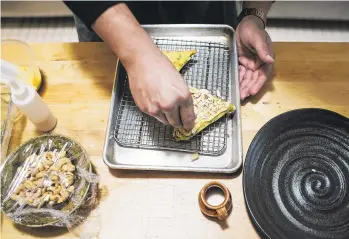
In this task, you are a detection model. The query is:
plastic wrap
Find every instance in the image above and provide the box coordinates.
[0,134,100,237]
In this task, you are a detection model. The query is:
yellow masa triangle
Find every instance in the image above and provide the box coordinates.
[162,50,197,71]
[173,87,235,141]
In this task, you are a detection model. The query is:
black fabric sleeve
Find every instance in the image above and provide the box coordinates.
[63,1,120,28]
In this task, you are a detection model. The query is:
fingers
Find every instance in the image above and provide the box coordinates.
[240,62,273,99]
[163,89,196,130]
[145,104,169,125]
[239,56,259,71]
[240,69,253,90]
[147,104,192,128]
[164,107,182,128]
[240,70,258,100]
[139,86,196,129]
[251,32,274,65]
[240,69,253,100]
[245,71,259,96]
[239,65,246,83]
[249,73,267,97]
[179,96,196,130]
[154,113,170,125]
[249,64,272,96]
[152,89,196,130]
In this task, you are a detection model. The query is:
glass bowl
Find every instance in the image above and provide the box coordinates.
[0,134,92,227]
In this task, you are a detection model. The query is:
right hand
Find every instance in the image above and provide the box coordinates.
[126,49,196,130]
[91,3,195,129]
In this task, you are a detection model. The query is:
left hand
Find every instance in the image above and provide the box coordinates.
[236,15,275,100]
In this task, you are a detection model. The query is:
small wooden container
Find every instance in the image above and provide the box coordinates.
[198,181,232,220]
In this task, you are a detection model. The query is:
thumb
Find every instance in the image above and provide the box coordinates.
[252,32,274,64]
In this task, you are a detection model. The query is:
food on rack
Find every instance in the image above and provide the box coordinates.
[162,50,197,71]
[10,150,76,208]
[174,87,235,141]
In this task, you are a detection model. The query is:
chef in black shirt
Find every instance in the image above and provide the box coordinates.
[64,1,275,129]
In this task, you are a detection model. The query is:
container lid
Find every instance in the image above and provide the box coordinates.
[1,59,29,101]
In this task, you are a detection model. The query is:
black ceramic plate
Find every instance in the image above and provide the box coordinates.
[243,108,349,239]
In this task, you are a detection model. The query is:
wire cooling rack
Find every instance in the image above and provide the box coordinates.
[113,38,231,156]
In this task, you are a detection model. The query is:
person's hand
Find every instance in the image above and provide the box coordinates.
[91,3,195,129]
[236,15,275,100]
[126,49,196,129]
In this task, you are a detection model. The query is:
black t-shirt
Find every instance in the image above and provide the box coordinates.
[64,1,238,28]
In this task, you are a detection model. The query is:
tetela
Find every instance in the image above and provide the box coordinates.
[162,50,196,71]
[174,88,235,141]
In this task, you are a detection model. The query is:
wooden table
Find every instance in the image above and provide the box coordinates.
[1,42,348,239]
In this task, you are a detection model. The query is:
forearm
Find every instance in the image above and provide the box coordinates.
[63,1,159,69]
[92,3,159,69]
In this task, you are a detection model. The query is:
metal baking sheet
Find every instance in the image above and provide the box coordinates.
[103,25,242,174]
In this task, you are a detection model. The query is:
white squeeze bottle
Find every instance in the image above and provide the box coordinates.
[1,59,57,132]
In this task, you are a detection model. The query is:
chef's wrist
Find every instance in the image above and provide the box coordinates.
[240,15,265,30]
[121,44,160,72]
[239,9,268,29]
[242,1,274,12]
[240,1,274,28]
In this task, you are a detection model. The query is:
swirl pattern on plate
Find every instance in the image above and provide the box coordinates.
[243,109,349,239]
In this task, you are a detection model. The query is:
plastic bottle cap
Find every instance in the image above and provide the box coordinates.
[11,82,30,102]
[0,59,30,102]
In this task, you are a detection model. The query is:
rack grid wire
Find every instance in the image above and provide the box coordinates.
[113,37,231,156]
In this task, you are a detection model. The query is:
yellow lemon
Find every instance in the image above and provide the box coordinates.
[18,66,42,91]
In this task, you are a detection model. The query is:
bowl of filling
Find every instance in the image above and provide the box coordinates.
[0,134,92,227]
